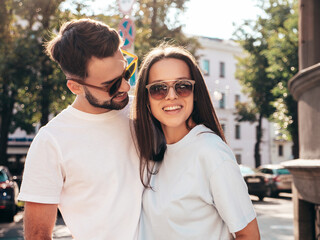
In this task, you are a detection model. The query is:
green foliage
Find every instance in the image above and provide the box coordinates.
[91,0,200,61]
[0,0,76,165]
[235,102,257,123]
[235,0,298,121]
[134,0,200,61]
[264,0,299,146]
[234,0,299,163]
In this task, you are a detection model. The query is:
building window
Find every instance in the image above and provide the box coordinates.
[219,93,225,109]
[219,62,225,78]
[235,94,240,105]
[221,124,225,133]
[235,124,240,139]
[278,145,283,156]
[235,154,242,164]
[202,59,210,76]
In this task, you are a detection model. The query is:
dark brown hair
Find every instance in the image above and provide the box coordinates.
[133,44,226,188]
[45,18,121,79]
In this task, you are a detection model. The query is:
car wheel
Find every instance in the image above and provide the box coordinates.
[5,209,15,222]
[271,191,279,198]
[6,214,14,222]
[265,187,272,197]
[258,195,265,201]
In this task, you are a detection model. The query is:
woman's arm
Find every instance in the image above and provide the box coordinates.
[235,218,260,240]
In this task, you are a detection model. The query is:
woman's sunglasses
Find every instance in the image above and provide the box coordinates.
[66,49,138,96]
[146,79,195,100]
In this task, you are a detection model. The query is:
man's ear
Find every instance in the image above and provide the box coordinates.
[67,80,83,95]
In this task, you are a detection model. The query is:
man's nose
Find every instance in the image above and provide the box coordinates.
[118,78,130,93]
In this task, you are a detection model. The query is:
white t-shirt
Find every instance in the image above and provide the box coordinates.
[19,105,143,240]
[139,125,256,240]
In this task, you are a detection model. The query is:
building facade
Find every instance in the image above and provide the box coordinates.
[197,37,271,168]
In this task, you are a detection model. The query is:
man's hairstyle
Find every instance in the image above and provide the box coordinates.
[133,43,226,188]
[46,18,122,79]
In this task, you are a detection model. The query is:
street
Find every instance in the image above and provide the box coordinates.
[251,193,294,240]
[0,193,293,240]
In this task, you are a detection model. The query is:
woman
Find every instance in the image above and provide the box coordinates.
[133,44,260,240]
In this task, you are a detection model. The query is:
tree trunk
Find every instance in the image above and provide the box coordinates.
[40,76,50,127]
[254,113,263,168]
[0,83,16,166]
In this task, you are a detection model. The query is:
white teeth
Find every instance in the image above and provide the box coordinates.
[163,105,182,111]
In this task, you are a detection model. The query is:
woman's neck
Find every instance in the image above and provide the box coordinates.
[162,121,196,144]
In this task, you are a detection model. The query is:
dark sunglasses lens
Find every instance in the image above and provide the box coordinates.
[175,81,193,97]
[149,84,168,100]
[124,62,136,80]
[109,77,122,96]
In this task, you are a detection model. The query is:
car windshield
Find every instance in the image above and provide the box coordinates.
[276,168,291,175]
[240,166,255,175]
[0,170,9,182]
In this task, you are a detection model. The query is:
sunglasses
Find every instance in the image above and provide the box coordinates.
[146,79,195,100]
[66,49,138,96]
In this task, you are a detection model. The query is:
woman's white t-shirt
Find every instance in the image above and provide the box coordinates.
[139,125,256,240]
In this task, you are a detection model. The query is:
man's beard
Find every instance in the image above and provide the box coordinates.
[84,88,129,110]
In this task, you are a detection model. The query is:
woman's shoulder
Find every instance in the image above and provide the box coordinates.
[193,125,225,146]
[193,125,237,169]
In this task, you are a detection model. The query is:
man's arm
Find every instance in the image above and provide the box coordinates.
[235,218,260,240]
[24,202,58,240]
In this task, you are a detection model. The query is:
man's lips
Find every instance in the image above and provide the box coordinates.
[112,92,127,100]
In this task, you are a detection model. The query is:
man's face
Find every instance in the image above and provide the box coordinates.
[81,49,130,112]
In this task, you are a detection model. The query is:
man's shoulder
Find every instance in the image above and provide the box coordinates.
[35,107,72,136]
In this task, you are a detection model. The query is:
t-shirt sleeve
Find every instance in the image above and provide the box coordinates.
[18,128,64,204]
[204,139,256,233]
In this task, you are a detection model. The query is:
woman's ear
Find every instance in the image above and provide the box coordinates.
[67,80,83,95]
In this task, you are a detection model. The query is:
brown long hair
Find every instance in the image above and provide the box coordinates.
[133,44,226,188]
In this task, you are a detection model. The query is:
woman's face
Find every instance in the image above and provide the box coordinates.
[147,58,194,141]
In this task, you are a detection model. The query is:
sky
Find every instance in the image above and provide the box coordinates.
[68,0,262,40]
[182,0,262,39]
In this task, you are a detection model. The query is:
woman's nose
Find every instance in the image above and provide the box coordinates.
[165,86,178,100]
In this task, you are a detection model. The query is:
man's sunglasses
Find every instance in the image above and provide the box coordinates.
[66,49,138,96]
[146,79,195,100]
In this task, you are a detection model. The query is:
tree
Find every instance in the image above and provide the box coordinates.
[234,31,276,167]
[0,0,74,166]
[15,0,74,126]
[0,0,33,166]
[93,0,200,60]
[133,0,200,59]
[234,0,299,167]
[262,0,299,158]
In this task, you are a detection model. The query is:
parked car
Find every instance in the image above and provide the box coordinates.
[0,166,20,222]
[239,165,272,201]
[256,164,292,197]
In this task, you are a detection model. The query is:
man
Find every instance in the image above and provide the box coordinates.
[18,18,143,240]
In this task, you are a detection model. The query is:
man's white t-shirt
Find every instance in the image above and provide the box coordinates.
[19,105,143,240]
[139,125,256,240]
